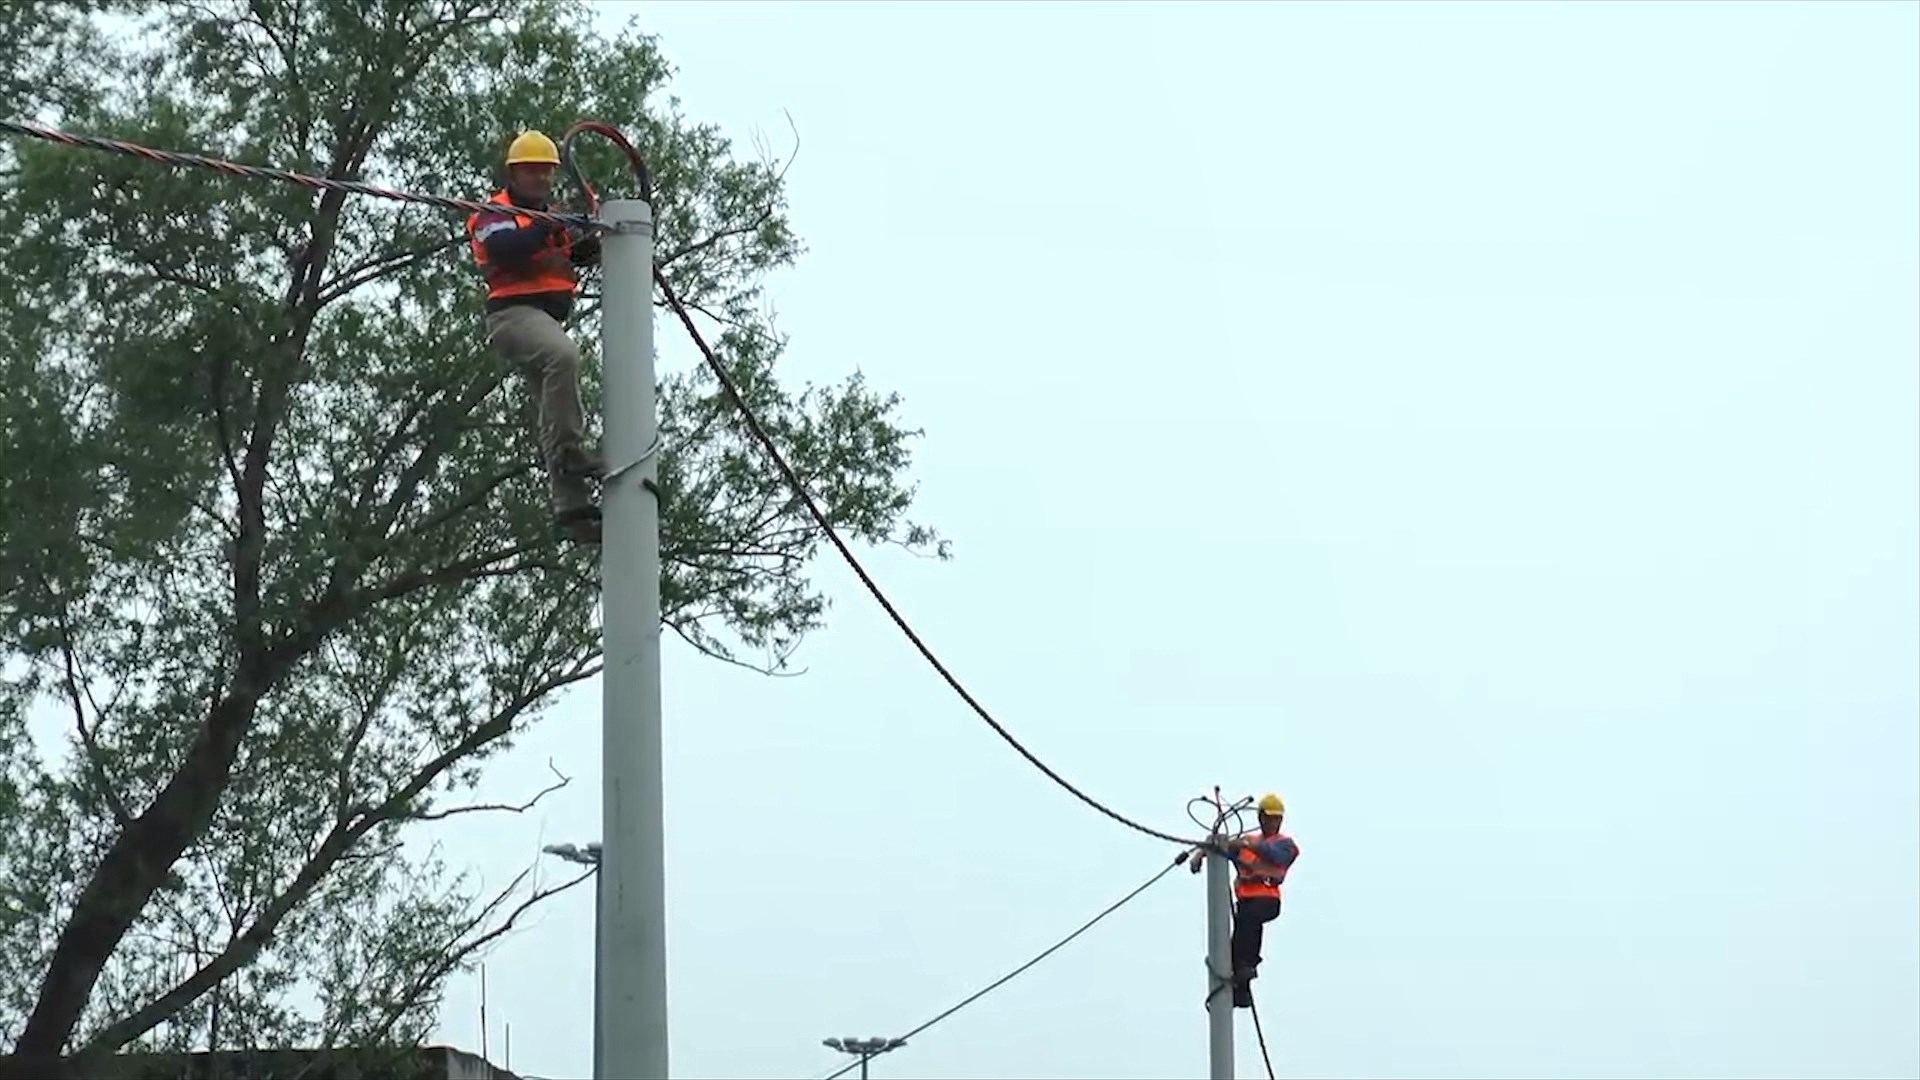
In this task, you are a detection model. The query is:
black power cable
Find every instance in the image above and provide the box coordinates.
[1249,995,1277,1079]
[656,269,1206,851]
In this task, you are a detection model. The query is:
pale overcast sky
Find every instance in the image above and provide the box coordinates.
[430,3,1920,1078]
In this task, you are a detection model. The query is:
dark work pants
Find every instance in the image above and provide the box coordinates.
[1231,895,1282,978]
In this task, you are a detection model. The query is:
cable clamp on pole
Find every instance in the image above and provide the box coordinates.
[605,431,664,486]
[1205,958,1234,1009]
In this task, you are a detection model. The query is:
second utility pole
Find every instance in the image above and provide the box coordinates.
[1207,828,1236,1080]
[599,197,667,1080]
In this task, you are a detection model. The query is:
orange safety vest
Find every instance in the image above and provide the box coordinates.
[466,190,578,300]
[1231,829,1296,901]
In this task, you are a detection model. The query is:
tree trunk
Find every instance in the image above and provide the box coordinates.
[12,666,270,1055]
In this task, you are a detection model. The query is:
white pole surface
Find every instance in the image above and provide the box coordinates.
[597,197,668,1080]
[1208,846,1236,1080]
[593,875,605,1079]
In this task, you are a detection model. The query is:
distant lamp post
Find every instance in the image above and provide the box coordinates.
[543,842,603,1077]
[823,1036,907,1079]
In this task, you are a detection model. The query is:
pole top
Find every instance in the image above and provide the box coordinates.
[601,197,653,230]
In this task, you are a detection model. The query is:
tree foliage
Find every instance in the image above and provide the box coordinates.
[0,0,941,1062]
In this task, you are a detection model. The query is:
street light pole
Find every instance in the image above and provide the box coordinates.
[543,842,604,1079]
[823,1037,906,1080]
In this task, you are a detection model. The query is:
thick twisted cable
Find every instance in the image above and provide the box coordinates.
[656,267,1203,850]
[0,118,596,229]
[560,119,654,212]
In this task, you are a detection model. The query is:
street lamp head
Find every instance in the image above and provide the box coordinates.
[825,1035,905,1059]
[541,841,603,867]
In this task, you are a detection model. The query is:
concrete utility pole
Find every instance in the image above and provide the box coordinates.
[599,197,666,1080]
[823,1037,906,1079]
[1207,832,1236,1080]
[542,842,604,1079]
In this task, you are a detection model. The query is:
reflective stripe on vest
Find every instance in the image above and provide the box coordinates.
[466,190,577,299]
[1232,828,1290,899]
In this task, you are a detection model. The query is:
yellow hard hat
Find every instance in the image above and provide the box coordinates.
[1257,793,1286,816]
[506,130,561,166]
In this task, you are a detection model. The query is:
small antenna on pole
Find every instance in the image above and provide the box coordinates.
[480,964,490,1062]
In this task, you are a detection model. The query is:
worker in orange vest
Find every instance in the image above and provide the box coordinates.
[466,129,605,545]
[1191,792,1299,1008]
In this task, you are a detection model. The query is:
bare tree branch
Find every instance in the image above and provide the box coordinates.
[656,291,786,351]
[135,259,240,309]
[411,861,594,989]
[284,540,550,663]
[665,617,806,678]
[307,372,513,632]
[658,109,799,270]
[331,636,410,825]
[242,0,311,161]
[46,587,131,828]
[205,331,244,509]
[345,378,450,536]
[402,759,570,822]
[368,372,504,542]
[291,860,596,1080]
[317,234,464,306]
[395,462,533,542]
[75,656,600,1056]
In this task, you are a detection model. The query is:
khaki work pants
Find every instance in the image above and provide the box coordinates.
[484,303,593,515]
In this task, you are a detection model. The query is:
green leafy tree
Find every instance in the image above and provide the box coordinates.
[0,0,942,1064]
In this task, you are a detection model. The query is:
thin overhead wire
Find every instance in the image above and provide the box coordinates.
[803,1058,854,1080]
[813,852,1189,1080]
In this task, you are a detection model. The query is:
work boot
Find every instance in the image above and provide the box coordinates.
[1230,963,1257,1008]
[555,505,602,546]
[557,445,607,481]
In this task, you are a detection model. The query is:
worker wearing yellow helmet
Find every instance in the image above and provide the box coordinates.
[1215,792,1299,1009]
[465,129,606,544]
